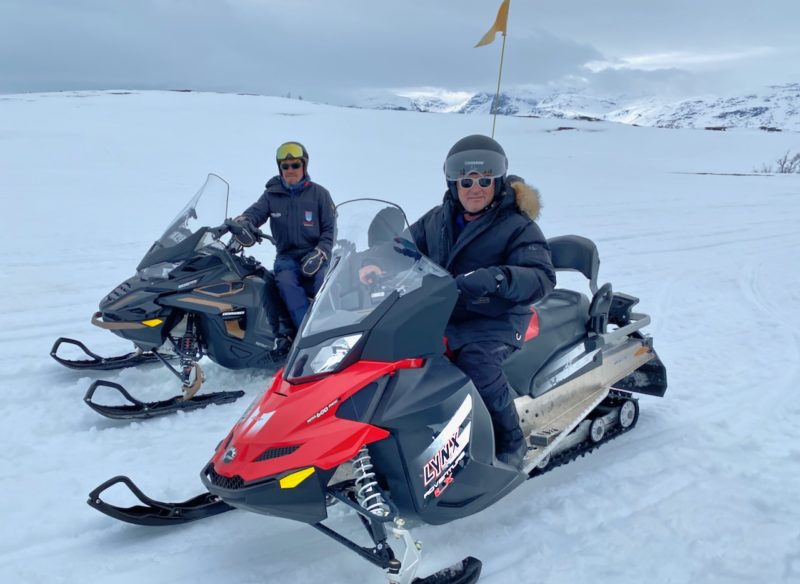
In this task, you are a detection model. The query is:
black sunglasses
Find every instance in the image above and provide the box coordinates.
[459,176,493,188]
[280,161,303,170]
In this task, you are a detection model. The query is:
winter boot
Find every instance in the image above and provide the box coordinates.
[495,426,526,467]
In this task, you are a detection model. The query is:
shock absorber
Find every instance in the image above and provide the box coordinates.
[352,446,390,517]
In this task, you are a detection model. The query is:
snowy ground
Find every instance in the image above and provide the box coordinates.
[0,90,799,584]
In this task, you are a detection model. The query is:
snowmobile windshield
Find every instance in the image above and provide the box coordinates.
[136,174,230,276]
[300,199,449,338]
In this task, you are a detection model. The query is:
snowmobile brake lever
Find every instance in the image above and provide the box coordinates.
[87,475,234,526]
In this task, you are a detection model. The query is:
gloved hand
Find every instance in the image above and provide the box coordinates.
[359,264,384,284]
[456,267,506,298]
[301,247,328,277]
[229,216,259,247]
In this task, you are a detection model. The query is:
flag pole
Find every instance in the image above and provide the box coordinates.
[491,31,507,139]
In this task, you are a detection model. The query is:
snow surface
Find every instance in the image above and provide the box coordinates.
[1,90,799,584]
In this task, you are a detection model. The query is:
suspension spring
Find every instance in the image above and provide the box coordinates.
[352,446,390,517]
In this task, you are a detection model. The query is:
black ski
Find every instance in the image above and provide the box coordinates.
[412,557,482,584]
[87,476,234,526]
[84,380,245,420]
[51,337,172,371]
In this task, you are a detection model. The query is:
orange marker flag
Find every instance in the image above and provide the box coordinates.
[475,0,510,48]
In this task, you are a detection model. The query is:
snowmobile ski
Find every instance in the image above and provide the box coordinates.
[87,475,234,526]
[84,380,245,420]
[50,337,173,371]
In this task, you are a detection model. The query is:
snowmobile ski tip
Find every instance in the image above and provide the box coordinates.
[84,380,245,420]
[50,337,172,371]
[87,475,234,526]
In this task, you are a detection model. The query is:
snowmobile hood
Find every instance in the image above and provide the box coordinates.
[201,360,420,523]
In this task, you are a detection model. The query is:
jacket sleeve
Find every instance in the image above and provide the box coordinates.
[317,187,336,258]
[240,190,271,228]
[409,212,431,257]
[496,221,556,304]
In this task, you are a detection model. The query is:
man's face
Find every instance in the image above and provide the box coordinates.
[456,173,495,213]
[279,158,304,185]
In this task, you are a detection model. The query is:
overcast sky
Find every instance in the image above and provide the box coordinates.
[2,0,799,102]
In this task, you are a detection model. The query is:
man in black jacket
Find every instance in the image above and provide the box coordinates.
[364,135,556,466]
[233,141,336,351]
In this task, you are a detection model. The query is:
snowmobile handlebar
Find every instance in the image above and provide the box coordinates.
[214,219,276,246]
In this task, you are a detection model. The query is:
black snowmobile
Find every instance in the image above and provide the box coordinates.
[88,199,667,583]
[52,174,291,419]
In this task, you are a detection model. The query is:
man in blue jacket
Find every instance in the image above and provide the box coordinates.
[233,141,336,352]
[362,135,556,466]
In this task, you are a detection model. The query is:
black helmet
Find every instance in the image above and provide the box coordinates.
[276,141,309,170]
[443,134,507,181]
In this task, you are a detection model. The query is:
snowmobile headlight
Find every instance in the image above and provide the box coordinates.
[288,333,363,380]
[137,261,183,280]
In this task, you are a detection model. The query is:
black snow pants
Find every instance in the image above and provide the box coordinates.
[452,341,521,449]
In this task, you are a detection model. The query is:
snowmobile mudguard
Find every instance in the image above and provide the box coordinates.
[87,475,234,526]
[84,380,245,420]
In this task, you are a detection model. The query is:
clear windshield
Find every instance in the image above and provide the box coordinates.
[300,199,450,338]
[137,174,231,277]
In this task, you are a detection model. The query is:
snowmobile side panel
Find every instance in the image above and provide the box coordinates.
[368,358,525,525]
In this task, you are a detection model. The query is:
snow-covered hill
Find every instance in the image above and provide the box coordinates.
[0,90,799,584]
[356,83,800,131]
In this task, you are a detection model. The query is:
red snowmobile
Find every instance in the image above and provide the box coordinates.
[89,199,667,584]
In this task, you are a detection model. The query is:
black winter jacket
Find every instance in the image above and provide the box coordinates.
[409,176,556,350]
[241,176,336,260]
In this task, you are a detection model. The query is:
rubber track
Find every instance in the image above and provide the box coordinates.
[528,390,637,479]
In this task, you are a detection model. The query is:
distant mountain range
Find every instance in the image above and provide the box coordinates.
[353,83,800,132]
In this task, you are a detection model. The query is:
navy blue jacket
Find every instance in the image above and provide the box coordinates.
[409,177,556,350]
[241,176,336,260]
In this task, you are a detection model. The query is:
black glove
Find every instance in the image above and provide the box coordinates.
[301,247,328,277]
[229,216,258,247]
[392,236,422,260]
[456,267,506,298]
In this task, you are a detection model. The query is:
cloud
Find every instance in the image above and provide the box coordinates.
[585,47,780,73]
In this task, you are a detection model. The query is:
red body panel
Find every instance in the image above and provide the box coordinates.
[211,359,423,482]
[525,308,540,341]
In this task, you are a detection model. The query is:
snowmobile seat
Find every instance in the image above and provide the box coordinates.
[503,235,601,396]
[504,290,590,397]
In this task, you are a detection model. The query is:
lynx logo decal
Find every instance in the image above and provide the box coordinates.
[422,394,472,500]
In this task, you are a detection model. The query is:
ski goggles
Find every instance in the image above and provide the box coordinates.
[276,142,306,161]
[444,149,507,181]
[458,176,495,188]
[280,161,303,170]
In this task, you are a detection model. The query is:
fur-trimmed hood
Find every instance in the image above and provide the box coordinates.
[508,179,541,221]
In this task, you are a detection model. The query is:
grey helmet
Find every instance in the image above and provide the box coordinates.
[443,135,508,206]
[443,134,508,181]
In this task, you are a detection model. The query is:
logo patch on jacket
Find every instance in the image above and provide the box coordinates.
[303,210,314,226]
[271,212,282,218]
